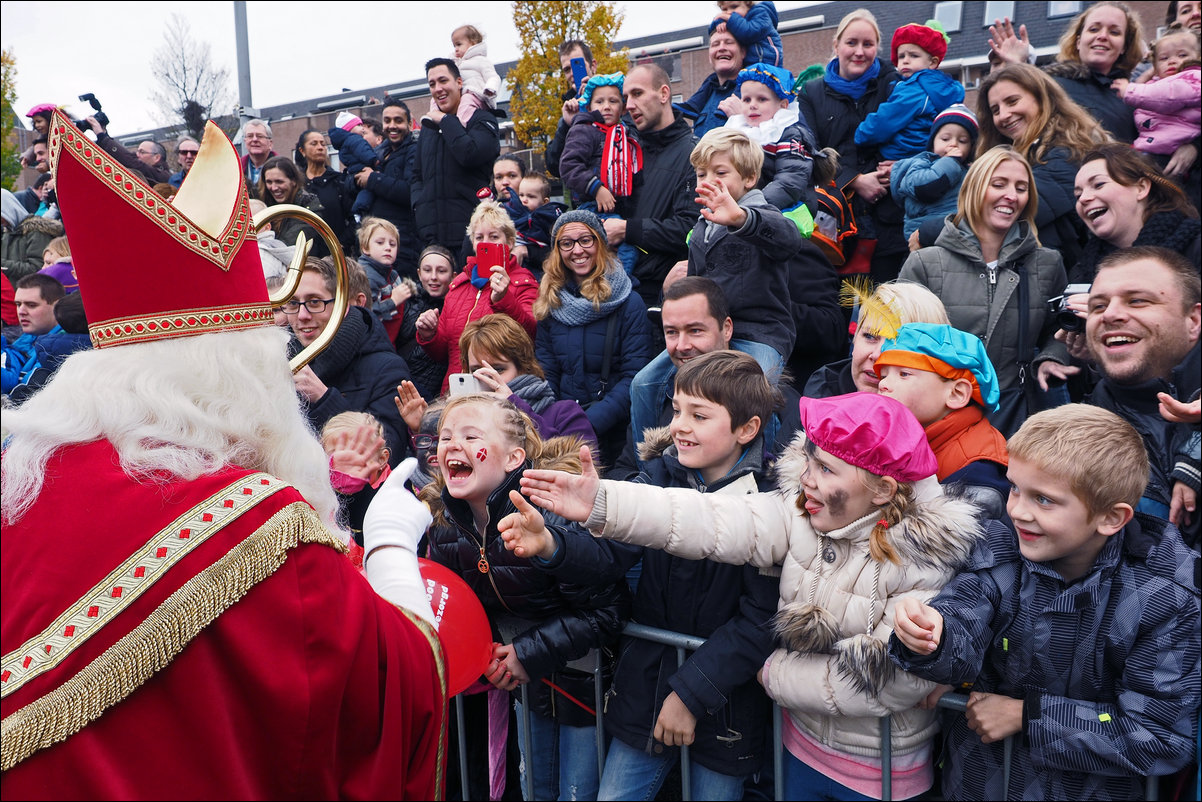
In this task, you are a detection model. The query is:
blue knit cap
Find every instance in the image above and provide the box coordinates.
[579,73,624,109]
[735,63,796,103]
[875,323,1001,412]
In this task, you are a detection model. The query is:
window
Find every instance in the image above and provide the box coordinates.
[983,1,1015,26]
[934,1,963,34]
[1047,1,1082,18]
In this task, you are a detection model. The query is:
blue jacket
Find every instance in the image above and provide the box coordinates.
[1,333,28,393]
[891,152,968,237]
[757,119,819,213]
[604,429,780,775]
[535,287,655,439]
[890,516,1200,801]
[328,128,378,175]
[854,69,965,160]
[709,1,783,68]
[676,72,738,138]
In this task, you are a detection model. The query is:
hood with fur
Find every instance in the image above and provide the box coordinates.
[772,431,984,575]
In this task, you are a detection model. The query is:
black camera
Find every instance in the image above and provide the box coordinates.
[1048,283,1092,332]
[71,93,110,133]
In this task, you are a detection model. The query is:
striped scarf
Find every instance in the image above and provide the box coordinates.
[596,122,642,197]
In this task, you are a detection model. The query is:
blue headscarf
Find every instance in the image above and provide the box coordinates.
[822,56,881,101]
[735,63,796,102]
[579,73,624,108]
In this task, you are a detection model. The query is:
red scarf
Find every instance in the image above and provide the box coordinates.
[595,121,642,197]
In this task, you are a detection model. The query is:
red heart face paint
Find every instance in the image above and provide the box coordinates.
[476,447,488,462]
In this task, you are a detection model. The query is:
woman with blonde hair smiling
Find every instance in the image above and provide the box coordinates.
[900,146,1069,435]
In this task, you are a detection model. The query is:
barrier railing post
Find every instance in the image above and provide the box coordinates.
[773,704,784,802]
[1002,734,1013,801]
[1146,773,1158,801]
[594,648,606,780]
[880,714,892,801]
[455,695,470,797]
[678,644,692,801]
[519,684,534,801]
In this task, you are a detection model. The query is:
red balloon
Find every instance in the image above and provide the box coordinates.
[418,558,493,696]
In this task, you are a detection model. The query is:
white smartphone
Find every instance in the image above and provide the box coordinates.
[448,373,483,396]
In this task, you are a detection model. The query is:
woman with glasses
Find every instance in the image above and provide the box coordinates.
[415,200,539,393]
[285,256,414,471]
[532,209,654,467]
[258,156,330,257]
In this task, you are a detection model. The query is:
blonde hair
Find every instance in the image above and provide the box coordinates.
[458,313,545,380]
[320,411,389,463]
[1153,28,1201,66]
[1057,1,1146,74]
[690,128,763,182]
[467,199,517,248]
[978,64,1111,165]
[43,235,70,262]
[955,146,1039,239]
[453,24,483,45]
[833,8,881,48]
[858,280,949,334]
[357,216,400,252]
[1008,404,1148,517]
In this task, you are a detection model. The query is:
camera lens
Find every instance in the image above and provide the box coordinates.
[1056,310,1084,332]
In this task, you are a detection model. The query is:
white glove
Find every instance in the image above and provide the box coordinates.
[363,458,436,627]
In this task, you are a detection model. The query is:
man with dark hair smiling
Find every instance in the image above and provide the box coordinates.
[412,58,499,262]
[359,98,420,279]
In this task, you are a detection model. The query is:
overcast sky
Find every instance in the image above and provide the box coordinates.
[3,0,820,136]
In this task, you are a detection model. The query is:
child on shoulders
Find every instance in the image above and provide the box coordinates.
[890,404,1200,801]
[855,20,965,160]
[875,321,1009,516]
[451,24,501,126]
[711,1,784,67]
[891,104,978,238]
[718,62,819,217]
[512,391,987,800]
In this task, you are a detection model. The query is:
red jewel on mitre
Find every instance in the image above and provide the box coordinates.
[49,110,273,349]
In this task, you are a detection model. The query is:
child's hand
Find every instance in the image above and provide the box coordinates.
[394,380,428,432]
[416,308,439,339]
[713,10,731,22]
[489,264,509,303]
[328,425,387,481]
[1110,77,1130,98]
[594,185,617,213]
[653,691,698,747]
[485,643,530,691]
[965,692,1023,743]
[696,180,747,228]
[520,445,601,523]
[391,282,413,307]
[717,95,742,117]
[1170,481,1196,529]
[499,490,557,559]
[893,597,943,654]
[472,359,514,399]
[916,683,954,709]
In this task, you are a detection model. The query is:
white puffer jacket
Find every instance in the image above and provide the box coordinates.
[456,42,501,99]
[586,433,984,759]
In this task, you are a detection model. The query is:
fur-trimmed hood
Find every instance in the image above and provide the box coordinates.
[1044,60,1129,82]
[772,431,984,575]
[635,425,674,463]
[12,215,63,238]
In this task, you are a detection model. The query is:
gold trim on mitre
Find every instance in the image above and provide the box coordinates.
[48,113,251,271]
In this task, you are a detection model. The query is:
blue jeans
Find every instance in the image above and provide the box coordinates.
[597,737,747,801]
[628,341,785,466]
[514,701,601,801]
[782,752,875,801]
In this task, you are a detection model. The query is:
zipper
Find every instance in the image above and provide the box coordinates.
[986,263,997,305]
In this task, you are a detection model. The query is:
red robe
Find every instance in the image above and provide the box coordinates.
[1,441,446,800]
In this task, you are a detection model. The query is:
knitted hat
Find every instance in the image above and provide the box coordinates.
[550,208,605,243]
[798,392,938,483]
[579,73,624,108]
[335,111,363,132]
[891,19,950,65]
[736,63,796,103]
[875,323,1001,412]
[928,104,979,152]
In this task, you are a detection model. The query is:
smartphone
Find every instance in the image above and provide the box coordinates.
[475,242,509,271]
[571,57,589,95]
[449,373,483,397]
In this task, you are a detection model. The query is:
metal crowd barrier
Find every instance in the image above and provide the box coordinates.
[455,622,1171,801]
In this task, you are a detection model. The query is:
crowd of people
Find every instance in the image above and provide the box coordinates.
[2,2,1200,801]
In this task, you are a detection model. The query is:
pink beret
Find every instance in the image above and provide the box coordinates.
[798,392,938,483]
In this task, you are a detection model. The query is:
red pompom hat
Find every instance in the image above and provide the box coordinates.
[891,20,950,65]
[48,109,272,349]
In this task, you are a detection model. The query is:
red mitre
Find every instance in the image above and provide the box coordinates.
[49,110,273,348]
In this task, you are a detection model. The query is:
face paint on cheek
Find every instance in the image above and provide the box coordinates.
[826,490,848,519]
[476,448,488,462]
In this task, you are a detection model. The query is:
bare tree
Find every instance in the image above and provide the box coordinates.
[149,14,232,138]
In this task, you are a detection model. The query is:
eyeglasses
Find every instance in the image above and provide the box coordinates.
[556,234,596,251]
[413,434,436,450]
[136,148,157,157]
[178,149,199,157]
[244,133,270,141]
[280,298,335,314]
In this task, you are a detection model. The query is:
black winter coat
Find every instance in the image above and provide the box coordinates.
[366,134,420,278]
[624,112,698,307]
[800,62,907,256]
[604,435,780,775]
[427,467,634,720]
[1045,61,1137,144]
[412,109,500,258]
[292,304,412,463]
[305,168,357,258]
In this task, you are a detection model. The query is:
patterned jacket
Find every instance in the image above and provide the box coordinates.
[889,515,1201,801]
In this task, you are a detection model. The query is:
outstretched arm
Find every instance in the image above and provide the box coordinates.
[520,444,601,522]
